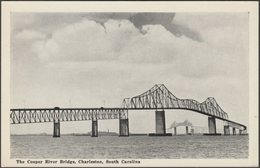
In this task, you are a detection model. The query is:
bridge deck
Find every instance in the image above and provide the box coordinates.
[10,107,246,130]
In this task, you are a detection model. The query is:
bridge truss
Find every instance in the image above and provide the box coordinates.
[10,84,246,131]
[122,84,229,119]
[10,108,128,124]
[122,84,246,130]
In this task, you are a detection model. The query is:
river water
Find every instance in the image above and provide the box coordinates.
[11,135,248,159]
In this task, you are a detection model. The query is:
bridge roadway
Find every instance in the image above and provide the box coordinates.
[10,84,247,137]
[10,107,247,137]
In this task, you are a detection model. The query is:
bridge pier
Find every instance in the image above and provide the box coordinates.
[224,125,230,135]
[239,130,243,135]
[155,110,166,134]
[53,121,60,138]
[91,120,98,137]
[149,110,171,136]
[190,128,194,135]
[174,127,177,135]
[232,127,236,135]
[119,119,129,136]
[186,126,189,135]
[208,117,216,134]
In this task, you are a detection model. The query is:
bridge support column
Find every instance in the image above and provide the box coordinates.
[53,121,60,138]
[155,110,166,134]
[208,117,216,134]
[119,119,129,136]
[91,120,98,137]
[224,125,230,135]
[232,127,236,135]
[239,130,243,135]
[186,126,189,135]
[174,127,177,135]
[191,128,194,135]
[149,110,171,136]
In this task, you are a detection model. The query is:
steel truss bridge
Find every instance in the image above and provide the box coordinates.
[10,108,128,124]
[10,84,247,136]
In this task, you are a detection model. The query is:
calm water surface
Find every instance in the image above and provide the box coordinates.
[11,135,248,159]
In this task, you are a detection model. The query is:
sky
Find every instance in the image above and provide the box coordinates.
[10,12,249,134]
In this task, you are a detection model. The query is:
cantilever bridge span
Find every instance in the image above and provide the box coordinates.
[10,84,247,137]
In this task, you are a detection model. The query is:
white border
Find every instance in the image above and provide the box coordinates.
[1,1,259,167]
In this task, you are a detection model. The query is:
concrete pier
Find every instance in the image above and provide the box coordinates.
[190,128,194,135]
[239,130,243,135]
[119,118,129,136]
[53,121,60,137]
[208,117,216,134]
[149,110,172,136]
[92,120,98,137]
[232,127,236,135]
[186,126,189,135]
[155,110,166,134]
[224,125,230,135]
[174,127,177,135]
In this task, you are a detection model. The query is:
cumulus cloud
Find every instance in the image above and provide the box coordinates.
[30,18,199,66]
[88,13,202,41]
[174,13,248,46]
[31,19,140,62]
[13,12,248,79]
[131,13,202,41]
[29,15,202,63]
[15,30,45,41]
[20,13,245,79]
[12,13,202,41]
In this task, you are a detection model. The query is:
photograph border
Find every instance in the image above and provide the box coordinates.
[1,1,259,167]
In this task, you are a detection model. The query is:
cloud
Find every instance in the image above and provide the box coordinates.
[28,14,247,79]
[31,39,59,61]
[88,13,202,41]
[12,13,248,80]
[30,19,189,65]
[12,13,202,42]
[174,13,248,30]
[130,13,202,41]
[173,13,248,44]
[15,30,45,41]
[11,13,93,34]
[31,19,140,62]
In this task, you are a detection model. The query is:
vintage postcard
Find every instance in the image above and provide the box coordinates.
[1,1,258,167]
